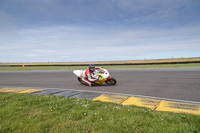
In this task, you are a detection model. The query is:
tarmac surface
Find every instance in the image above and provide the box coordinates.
[0,67,200,102]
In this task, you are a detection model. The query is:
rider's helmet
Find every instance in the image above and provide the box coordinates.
[89,64,95,72]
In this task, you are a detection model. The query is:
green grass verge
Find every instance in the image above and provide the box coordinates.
[0,92,199,133]
[0,63,200,70]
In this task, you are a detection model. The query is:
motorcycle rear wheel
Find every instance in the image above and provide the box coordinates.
[106,77,117,85]
[78,77,85,84]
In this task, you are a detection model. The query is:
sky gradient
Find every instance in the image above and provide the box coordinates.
[0,0,200,62]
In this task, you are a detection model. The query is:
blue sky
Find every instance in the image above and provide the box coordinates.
[0,0,200,62]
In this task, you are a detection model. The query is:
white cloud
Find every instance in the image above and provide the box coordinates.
[1,24,199,62]
[0,0,200,62]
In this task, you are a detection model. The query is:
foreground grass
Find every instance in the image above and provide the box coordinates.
[0,93,199,133]
[0,63,200,70]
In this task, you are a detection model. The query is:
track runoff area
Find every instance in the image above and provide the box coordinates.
[1,87,200,115]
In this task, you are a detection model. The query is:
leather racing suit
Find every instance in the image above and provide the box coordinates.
[81,67,100,86]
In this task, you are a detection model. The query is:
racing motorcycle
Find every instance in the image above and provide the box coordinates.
[73,67,117,86]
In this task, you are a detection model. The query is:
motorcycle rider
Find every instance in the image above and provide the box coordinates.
[81,64,100,86]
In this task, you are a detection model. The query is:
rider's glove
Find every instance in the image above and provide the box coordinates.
[98,76,102,81]
[95,76,101,81]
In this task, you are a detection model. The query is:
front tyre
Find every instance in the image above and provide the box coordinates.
[105,77,117,86]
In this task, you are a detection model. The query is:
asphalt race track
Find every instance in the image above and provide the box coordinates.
[0,67,200,102]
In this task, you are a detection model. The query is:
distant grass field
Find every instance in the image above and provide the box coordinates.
[1,57,200,66]
[0,63,200,70]
[0,92,199,133]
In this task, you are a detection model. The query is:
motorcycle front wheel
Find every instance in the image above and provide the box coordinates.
[105,77,117,86]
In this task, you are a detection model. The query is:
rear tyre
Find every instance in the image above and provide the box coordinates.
[105,77,117,86]
[78,77,85,84]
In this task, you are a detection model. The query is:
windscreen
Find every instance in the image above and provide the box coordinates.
[97,68,105,74]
